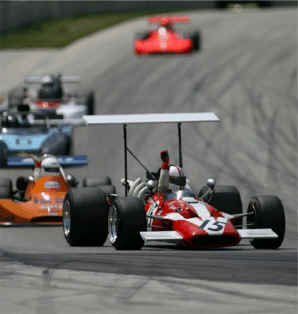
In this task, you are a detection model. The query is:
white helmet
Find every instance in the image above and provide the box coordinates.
[41,75,53,86]
[41,156,60,173]
[169,165,186,191]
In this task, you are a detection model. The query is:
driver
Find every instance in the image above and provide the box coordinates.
[33,155,60,179]
[38,74,63,100]
[126,150,187,200]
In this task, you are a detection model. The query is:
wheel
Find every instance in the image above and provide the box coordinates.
[41,133,71,155]
[0,177,12,199]
[86,91,95,115]
[191,31,201,51]
[0,141,8,168]
[63,187,109,246]
[109,196,146,250]
[135,31,149,40]
[198,185,243,227]
[247,195,285,249]
[83,176,112,187]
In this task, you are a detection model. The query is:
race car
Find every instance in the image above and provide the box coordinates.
[6,73,95,118]
[62,113,285,250]
[0,109,87,167]
[0,154,79,225]
[134,16,201,54]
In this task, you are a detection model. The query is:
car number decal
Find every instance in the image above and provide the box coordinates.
[199,217,227,235]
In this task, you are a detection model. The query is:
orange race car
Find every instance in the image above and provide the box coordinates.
[0,154,79,225]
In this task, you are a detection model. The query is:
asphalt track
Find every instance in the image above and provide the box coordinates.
[0,8,297,314]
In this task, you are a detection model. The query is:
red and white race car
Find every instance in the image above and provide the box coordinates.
[134,16,201,54]
[62,113,285,250]
[6,74,95,120]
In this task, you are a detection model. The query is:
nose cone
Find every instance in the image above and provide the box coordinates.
[173,219,241,249]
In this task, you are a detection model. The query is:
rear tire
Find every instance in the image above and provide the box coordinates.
[63,188,108,246]
[191,31,201,51]
[0,177,12,199]
[109,196,146,250]
[247,195,285,249]
[86,91,95,115]
[82,177,115,194]
[198,185,242,227]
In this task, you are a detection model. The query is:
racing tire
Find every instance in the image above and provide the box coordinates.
[135,31,149,40]
[247,195,285,249]
[86,91,95,115]
[0,177,13,199]
[190,31,201,51]
[198,185,243,227]
[82,177,116,193]
[83,176,112,187]
[0,141,8,168]
[41,133,71,155]
[108,196,146,250]
[63,187,109,246]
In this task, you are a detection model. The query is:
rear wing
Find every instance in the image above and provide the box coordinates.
[7,155,88,167]
[84,112,219,195]
[24,75,80,84]
[148,16,190,24]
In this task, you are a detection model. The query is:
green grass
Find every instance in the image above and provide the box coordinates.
[0,10,178,49]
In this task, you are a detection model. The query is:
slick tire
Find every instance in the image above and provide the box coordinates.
[108,196,146,250]
[0,142,8,168]
[247,195,285,249]
[41,134,71,155]
[82,177,116,194]
[198,185,243,227]
[190,31,201,51]
[86,91,95,115]
[63,187,108,246]
[0,177,13,199]
[135,31,149,40]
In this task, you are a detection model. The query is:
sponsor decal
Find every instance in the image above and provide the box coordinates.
[44,181,60,189]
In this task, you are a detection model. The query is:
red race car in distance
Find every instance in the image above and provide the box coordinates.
[134,16,201,55]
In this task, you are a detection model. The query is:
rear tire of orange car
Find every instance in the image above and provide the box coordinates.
[247,195,285,249]
[108,196,146,250]
[0,177,12,199]
[63,187,108,246]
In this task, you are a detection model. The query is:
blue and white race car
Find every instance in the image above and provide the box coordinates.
[0,110,87,167]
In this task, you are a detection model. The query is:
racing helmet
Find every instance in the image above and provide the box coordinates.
[168,165,186,191]
[41,75,54,87]
[41,156,60,174]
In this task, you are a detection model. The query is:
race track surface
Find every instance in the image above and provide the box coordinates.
[0,8,297,314]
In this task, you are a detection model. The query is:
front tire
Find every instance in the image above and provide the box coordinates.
[198,185,242,227]
[63,187,108,246]
[109,196,146,250]
[247,195,285,249]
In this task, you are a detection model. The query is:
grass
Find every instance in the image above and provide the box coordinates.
[0,10,179,49]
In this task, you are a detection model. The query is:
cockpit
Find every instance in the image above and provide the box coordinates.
[165,189,197,201]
